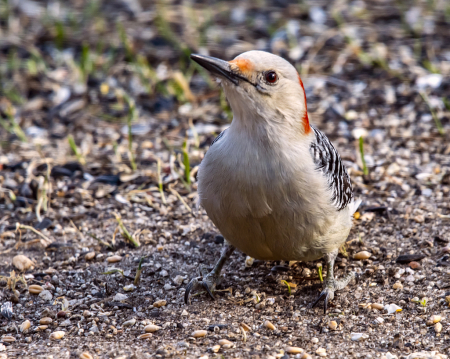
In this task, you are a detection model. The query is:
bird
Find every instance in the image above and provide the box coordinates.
[185,50,361,313]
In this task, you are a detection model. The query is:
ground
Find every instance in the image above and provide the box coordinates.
[1,0,450,358]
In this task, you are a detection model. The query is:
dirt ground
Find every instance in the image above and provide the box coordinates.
[1,0,450,358]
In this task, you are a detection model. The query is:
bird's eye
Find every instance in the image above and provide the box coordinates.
[265,71,278,84]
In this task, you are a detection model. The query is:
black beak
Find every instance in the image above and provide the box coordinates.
[190,54,240,86]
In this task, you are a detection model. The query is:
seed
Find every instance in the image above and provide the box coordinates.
[144,324,161,333]
[49,331,65,340]
[311,338,319,344]
[12,255,34,271]
[36,325,48,331]
[371,303,384,310]
[138,333,153,339]
[212,345,220,353]
[106,255,122,263]
[20,320,31,332]
[79,352,93,359]
[219,339,232,345]
[29,285,44,294]
[57,311,67,318]
[353,251,371,260]
[85,252,96,261]
[427,315,442,326]
[286,346,304,354]
[301,354,312,359]
[328,321,338,330]
[44,268,57,275]
[240,322,251,332]
[393,282,403,290]
[122,318,136,327]
[435,322,443,333]
[152,300,167,308]
[1,336,15,343]
[40,317,52,325]
[264,320,276,330]
[192,330,207,338]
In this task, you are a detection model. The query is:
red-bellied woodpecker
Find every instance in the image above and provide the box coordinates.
[185,51,361,313]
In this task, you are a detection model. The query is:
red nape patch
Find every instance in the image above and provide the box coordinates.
[297,73,311,134]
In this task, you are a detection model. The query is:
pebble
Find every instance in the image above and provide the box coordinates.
[219,339,233,348]
[311,337,319,344]
[49,331,65,340]
[29,285,44,294]
[172,275,184,286]
[144,324,161,333]
[302,268,311,277]
[12,255,34,271]
[79,352,93,359]
[353,251,371,260]
[106,255,122,263]
[85,252,96,261]
[192,330,207,338]
[286,346,304,354]
[328,321,337,330]
[301,354,312,359]
[264,320,276,330]
[245,256,254,267]
[435,322,442,333]
[393,282,403,290]
[122,318,136,327]
[351,333,369,341]
[39,317,52,325]
[409,261,421,270]
[153,300,167,308]
[212,344,220,353]
[113,293,128,301]
[39,290,52,301]
[315,348,327,357]
[123,284,136,292]
[19,320,31,332]
[426,315,441,326]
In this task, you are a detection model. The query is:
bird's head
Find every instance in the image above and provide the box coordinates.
[191,50,310,135]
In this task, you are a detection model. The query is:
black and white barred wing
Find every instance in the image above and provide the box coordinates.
[309,126,353,211]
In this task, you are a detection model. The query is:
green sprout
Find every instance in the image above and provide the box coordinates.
[318,265,323,283]
[67,134,86,165]
[134,257,145,285]
[420,298,427,307]
[420,92,445,136]
[114,213,140,247]
[182,139,191,187]
[359,136,369,176]
[281,280,291,296]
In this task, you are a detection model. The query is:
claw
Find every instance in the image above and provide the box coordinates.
[184,277,200,305]
[202,281,215,300]
[311,290,330,314]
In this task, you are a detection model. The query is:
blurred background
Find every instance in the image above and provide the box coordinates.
[0,0,449,229]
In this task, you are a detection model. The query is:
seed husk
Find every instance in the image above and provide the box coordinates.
[264,320,276,330]
[138,333,153,339]
[85,252,96,261]
[353,251,371,260]
[29,285,44,294]
[106,255,122,263]
[371,303,384,310]
[20,320,31,332]
[79,352,93,359]
[212,345,220,353]
[192,330,207,338]
[435,322,443,333]
[49,331,65,340]
[12,255,34,271]
[219,339,232,345]
[152,300,167,308]
[393,282,403,290]
[286,346,304,354]
[240,322,251,331]
[122,318,136,327]
[328,321,338,330]
[144,324,161,333]
[1,336,16,343]
[39,317,52,325]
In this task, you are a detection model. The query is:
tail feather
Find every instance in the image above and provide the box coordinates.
[349,198,362,215]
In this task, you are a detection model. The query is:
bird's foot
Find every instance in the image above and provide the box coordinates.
[184,266,221,305]
[311,271,355,314]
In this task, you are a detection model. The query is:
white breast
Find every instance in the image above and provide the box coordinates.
[198,123,353,261]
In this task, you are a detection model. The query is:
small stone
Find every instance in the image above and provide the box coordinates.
[351,333,369,341]
[353,251,371,260]
[328,321,337,330]
[302,268,311,277]
[113,293,128,301]
[49,331,65,340]
[315,347,327,357]
[39,317,52,325]
[153,300,167,308]
[181,309,188,316]
[59,319,71,327]
[106,255,122,263]
[39,290,52,301]
[144,324,161,333]
[409,261,421,270]
[426,315,441,326]
[122,318,136,327]
[123,284,136,292]
[311,337,319,344]
[301,354,312,359]
[12,255,34,272]
[192,330,207,338]
[435,322,443,333]
[264,320,276,330]
[245,256,254,267]
[218,339,232,345]
[286,346,304,354]
[212,345,220,353]
[172,275,184,286]
[29,285,44,294]
[393,282,403,290]
[85,252,96,261]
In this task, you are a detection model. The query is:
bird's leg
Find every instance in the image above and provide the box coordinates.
[184,244,235,305]
[311,249,355,314]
